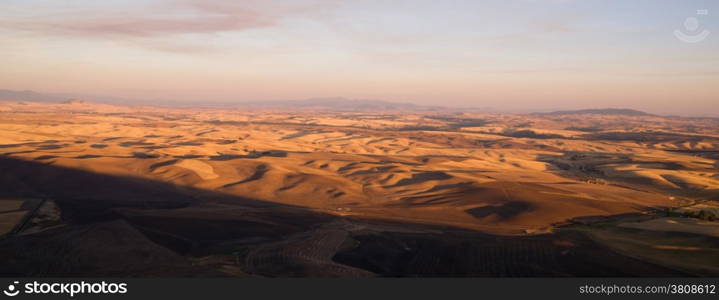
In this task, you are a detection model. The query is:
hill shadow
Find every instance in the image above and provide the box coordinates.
[0,156,695,277]
[0,155,337,276]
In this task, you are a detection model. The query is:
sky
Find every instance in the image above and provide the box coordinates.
[0,0,718,115]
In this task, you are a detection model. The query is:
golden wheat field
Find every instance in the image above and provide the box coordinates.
[1,100,718,277]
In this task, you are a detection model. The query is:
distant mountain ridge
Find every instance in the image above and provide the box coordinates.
[0,89,65,103]
[61,99,87,105]
[235,97,445,111]
[538,108,653,116]
[0,90,450,112]
[0,89,670,116]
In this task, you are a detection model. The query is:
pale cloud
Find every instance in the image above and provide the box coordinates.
[0,14,271,38]
[0,0,336,53]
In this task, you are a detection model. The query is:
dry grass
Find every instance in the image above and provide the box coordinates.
[1,100,717,235]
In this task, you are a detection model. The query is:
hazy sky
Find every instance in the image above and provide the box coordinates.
[1,0,717,115]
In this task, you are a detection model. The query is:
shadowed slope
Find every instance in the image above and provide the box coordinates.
[0,156,695,277]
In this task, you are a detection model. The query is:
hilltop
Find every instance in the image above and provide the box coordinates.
[539,108,653,116]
